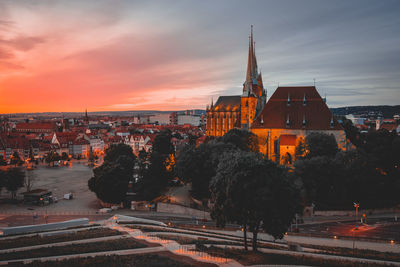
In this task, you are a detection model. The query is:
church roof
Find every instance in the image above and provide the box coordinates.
[212,96,241,112]
[252,86,343,130]
[280,134,297,146]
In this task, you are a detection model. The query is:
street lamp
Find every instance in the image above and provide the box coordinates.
[353,202,359,225]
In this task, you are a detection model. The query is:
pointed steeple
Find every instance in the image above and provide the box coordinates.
[85,109,88,122]
[244,25,261,93]
[253,40,258,79]
[245,25,254,84]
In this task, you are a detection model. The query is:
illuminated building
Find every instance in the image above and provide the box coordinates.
[206,26,347,163]
[251,86,347,164]
[206,26,266,136]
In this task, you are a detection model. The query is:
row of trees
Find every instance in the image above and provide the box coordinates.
[135,129,176,200]
[296,125,400,209]
[177,129,301,251]
[0,150,72,168]
[176,127,400,249]
[88,129,176,205]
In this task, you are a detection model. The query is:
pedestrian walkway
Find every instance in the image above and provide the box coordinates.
[107,215,244,266]
[285,234,400,254]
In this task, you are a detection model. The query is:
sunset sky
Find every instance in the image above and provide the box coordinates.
[1,0,399,113]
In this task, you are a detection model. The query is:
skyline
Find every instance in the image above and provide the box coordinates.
[1,0,400,114]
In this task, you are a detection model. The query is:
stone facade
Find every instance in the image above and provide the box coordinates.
[206,26,266,136]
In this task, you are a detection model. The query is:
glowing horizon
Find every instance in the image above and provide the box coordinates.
[1,1,399,114]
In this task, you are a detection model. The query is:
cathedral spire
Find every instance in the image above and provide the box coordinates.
[245,25,254,85]
[244,25,260,94]
[253,40,258,78]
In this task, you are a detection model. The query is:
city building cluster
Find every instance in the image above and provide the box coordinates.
[206,27,352,164]
[0,111,205,163]
[345,113,400,134]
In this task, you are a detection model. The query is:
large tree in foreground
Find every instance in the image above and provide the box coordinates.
[176,141,238,200]
[218,128,259,152]
[303,132,338,159]
[88,144,136,204]
[136,151,171,200]
[210,151,301,251]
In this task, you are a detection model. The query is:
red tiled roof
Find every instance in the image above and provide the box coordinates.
[73,138,89,145]
[280,134,297,146]
[212,96,241,112]
[380,124,398,132]
[252,86,343,130]
[16,122,55,130]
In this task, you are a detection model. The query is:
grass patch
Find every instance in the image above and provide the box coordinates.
[303,243,400,262]
[0,238,147,261]
[0,228,122,250]
[0,224,100,239]
[201,246,393,267]
[12,252,217,267]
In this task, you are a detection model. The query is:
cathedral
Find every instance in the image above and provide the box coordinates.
[206,27,347,163]
[206,26,266,137]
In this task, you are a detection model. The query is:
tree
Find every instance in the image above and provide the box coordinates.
[341,118,363,147]
[188,134,198,146]
[210,151,301,251]
[5,168,25,199]
[294,156,340,208]
[0,156,6,166]
[88,162,130,204]
[61,152,69,161]
[152,129,174,156]
[10,152,23,166]
[0,169,5,195]
[304,132,338,159]
[104,144,136,163]
[295,137,306,160]
[28,147,34,163]
[88,144,136,204]
[176,141,238,200]
[45,151,60,166]
[218,128,259,152]
[138,149,148,162]
[136,151,171,200]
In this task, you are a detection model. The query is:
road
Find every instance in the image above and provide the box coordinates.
[296,217,400,242]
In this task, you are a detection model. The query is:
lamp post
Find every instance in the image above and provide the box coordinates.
[353,202,359,225]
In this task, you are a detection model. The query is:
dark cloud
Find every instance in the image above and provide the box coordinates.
[2,0,400,111]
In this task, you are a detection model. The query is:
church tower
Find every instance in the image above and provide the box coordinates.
[206,26,266,137]
[240,26,266,129]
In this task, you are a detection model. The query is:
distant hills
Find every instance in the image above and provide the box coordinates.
[331,105,400,118]
[1,109,206,118]
[3,106,400,119]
